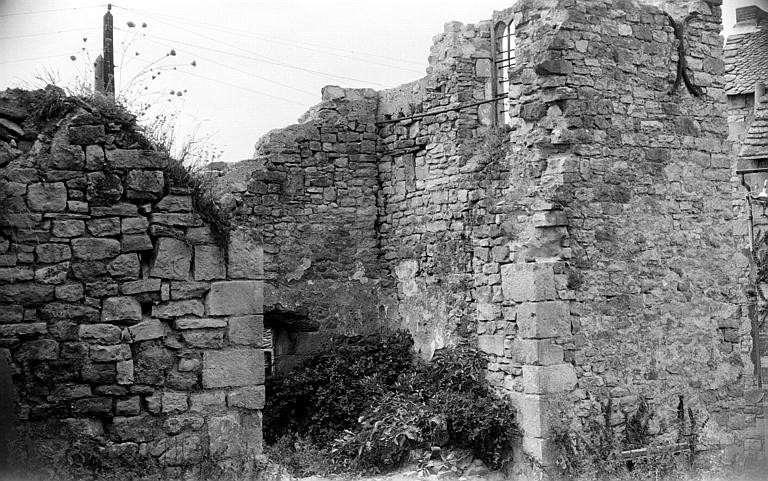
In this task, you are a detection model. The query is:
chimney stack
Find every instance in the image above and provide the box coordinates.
[736,5,768,29]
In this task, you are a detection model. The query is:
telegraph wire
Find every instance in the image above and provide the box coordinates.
[110,4,425,68]
[175,70,312,107]
[0,27,100,41]
[114,27,318,98]
[0,52,81,65]
[116,7,424,75]
[375,96,506,125]
[112,26,388,87]
[0,4,106,18]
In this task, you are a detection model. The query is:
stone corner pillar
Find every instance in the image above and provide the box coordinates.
[201,235,266,464]
[501,261,577,467]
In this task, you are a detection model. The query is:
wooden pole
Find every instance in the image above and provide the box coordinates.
[94,54,104,93]
[103,4,115,96]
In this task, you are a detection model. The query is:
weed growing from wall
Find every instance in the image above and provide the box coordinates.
[14,87,231,249]
[458,125,511,168]
[548,395,704,481]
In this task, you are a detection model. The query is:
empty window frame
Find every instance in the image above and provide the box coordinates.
[493,20,515,125]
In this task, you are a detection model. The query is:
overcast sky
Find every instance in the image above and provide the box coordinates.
[0,0,760,162]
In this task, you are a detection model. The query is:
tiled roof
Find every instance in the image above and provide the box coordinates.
[740,101,768,159]
[725,30,768,96]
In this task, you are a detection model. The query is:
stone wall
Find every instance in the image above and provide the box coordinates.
[500,0,755,466]
[212,0,760,470]
[377,19,496,359]
[0,88,265,478]
[214,87,396,340]
[727,93,755,144]
[216,18,500,360]
[376,0,757,467]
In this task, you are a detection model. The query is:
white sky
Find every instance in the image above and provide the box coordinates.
[0,0,758,162]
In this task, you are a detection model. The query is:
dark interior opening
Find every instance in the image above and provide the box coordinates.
[263,307,322,377]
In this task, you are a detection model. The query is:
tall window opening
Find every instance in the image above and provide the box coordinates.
[494,21,515,125]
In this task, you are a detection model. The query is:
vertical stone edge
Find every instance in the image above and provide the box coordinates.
[201,238,265,468]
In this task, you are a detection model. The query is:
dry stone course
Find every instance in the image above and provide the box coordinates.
[0,87,265,477]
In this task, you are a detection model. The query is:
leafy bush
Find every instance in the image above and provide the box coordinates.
[264,331,517,475]
[264,330,415,443]
[549,397,703,481]
[550,398,624,479]
[331,393,431,472]
[264,434,333,478]
[431,390,516,469]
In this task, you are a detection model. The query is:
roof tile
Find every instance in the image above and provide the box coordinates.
[724,29,768,95]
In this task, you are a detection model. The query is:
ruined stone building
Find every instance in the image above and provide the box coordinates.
[216,0,765,468]
[1,0,767,476]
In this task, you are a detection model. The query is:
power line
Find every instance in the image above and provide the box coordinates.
[113,26,387,87]
[114,6,424,75]
[175,70,311,107]
[118,29,318,98]
[0,27,100,41]
[0,4,106,19]
[111,4,425,68]
[0,52,79,65]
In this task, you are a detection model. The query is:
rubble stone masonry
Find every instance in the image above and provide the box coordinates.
[0,89,265,477]
[215,0,763,469]
[1,0,761,476]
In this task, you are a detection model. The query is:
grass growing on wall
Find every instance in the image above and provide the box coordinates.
[15,86,231,249]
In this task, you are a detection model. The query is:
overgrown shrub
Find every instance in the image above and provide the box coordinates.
[550,398,624,479]
[264,435,333,478]
[264,331,517,475]
[331,393,432,472]
[264,330,415,443]
[549,396,702,481]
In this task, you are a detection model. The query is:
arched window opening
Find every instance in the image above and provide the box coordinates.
[494,21,515,125]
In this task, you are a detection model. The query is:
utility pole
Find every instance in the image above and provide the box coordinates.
[94,54,104,94]
[103,3,115,96]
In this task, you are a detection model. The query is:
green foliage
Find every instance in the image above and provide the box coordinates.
[549,397,703,481]
[264,332,517,475]
[431,390,516,469]
[264,435,333,478]
[421,343,488,395]
[29,85,72,125]
[331,393,431,472]
[162,156,230,249]
[550,398,624,479]
[458,125,510,166]
[264,331,415,443]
